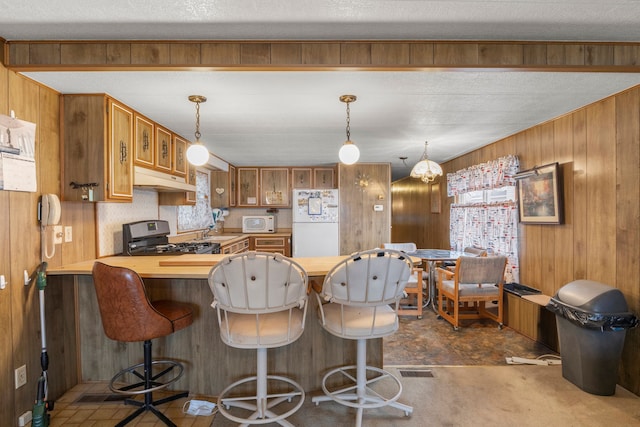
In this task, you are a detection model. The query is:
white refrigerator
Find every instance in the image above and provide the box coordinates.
[292,189,339,257]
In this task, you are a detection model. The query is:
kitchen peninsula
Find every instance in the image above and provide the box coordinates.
[46,253,418,396]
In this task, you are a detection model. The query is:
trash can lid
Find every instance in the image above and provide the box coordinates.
[556,280,628,313]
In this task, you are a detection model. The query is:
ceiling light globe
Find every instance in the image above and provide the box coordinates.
[186,143,209,166]
[339,141,360,165]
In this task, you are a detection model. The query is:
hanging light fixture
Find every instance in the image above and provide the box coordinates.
[410,141,443,183]
[338,94,360,165]
[186,95,210,166]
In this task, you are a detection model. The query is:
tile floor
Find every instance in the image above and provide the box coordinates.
[47,310,561,426]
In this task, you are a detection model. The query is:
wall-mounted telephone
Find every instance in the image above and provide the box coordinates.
[39,194,61,226]
[39,194,62,259]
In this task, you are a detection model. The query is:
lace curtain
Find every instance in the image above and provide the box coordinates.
[447,155,520,283]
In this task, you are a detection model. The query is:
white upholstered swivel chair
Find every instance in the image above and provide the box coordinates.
[382,243,424,319]
[312,248,414,427]
[208,252,308,426]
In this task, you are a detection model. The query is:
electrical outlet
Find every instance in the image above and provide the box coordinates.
[64,226,73,242]
[15,365,27,389]
[53,225,63,244]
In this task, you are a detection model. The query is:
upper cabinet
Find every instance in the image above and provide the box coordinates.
[155,125,172,173]
[172,134,188,177]
[313,167,335,189]
[210,169,230,208]
[292,167,335,189]
[228,165,237,207]
[237,167,259,207]
[291,168,312,189]
[62,94,133,202]
[260,168,290,207]
[134,113,154,168]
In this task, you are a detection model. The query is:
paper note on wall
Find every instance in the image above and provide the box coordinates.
[0,115,37,192]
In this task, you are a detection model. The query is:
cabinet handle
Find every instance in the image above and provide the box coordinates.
[120,140,127,164]
[142,129,149,152]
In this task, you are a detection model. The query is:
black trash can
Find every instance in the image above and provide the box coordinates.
[546,280,638,395]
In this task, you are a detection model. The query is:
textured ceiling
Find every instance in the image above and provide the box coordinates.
[2,1,640,180]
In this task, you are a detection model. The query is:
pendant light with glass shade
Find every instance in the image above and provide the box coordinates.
[186,95,210,166]
[338,94,360,165]
[410,141,443,183]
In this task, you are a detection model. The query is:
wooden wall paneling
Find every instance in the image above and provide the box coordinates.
[585,44,615,66]
[201,43,241,65]
[552,115,576,294]
[564,44,586,66]
[409,43,434,65]
[434,43,478,65]
[38,88,61,196]
[615,88,640,394]
[301,43,340,65]
[478,43,523,65]
[572,109,588,280]
[523,44,548,65]
[241,43,271,64]
[8,43,29,65]
[370,43,410,65]
[537,122,557,294]
[615,45,640,66]
[60,43,106,64]
[271,43,302,65]
[339,163,390,254]
[106,43,131,64]
[170,43,201,64]
[585,98,616,284]
[340,42,371,65]
[29,43,61,65]
[130,43,171,64]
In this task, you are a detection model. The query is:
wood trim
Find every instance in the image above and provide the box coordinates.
[5,40,640,71]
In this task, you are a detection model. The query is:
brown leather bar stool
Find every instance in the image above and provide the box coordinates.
[92,261,193,427]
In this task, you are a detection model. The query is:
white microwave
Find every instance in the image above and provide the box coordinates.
[242,215,276,233]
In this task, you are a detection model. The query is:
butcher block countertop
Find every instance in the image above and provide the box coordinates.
[47,254,422,279]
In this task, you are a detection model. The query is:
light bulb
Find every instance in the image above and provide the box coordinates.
[186,143,209,166]
[339,141,360,165]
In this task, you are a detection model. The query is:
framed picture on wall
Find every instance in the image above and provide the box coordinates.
[517,162,563,224]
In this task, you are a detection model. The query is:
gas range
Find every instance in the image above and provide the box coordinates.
[123,220,220,256]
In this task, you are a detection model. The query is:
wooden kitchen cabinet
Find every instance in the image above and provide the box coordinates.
[155,125,172,173]
[237,167,259,207]
[186,154,197,204]
[172,134,188,177]
[210,169,230,208]
[251,235,291,256]
[62,94,134,202]
[134,113,155,168]
[291,167,312,189]
[228,165,237,207]
[313,167,335,188]
[260,167,290,207]
[221,237,250,254]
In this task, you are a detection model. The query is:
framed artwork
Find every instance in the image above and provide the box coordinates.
[431,182,441,214]
[517,162,563,224]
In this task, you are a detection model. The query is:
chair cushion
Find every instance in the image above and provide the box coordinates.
[153,300,194,333]
[441,280,500,297]
[219,309,305,349]
[320,303,398,339]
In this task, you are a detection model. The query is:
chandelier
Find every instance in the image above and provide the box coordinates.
[410,141,443,183]
[338,94,360,165]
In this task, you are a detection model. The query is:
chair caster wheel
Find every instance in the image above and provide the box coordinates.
[436,315,442,320]
[417,315,423,320]
[498,324,503,330]
[453,326,459,331]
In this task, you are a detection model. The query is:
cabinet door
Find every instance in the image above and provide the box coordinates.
[210,169,229,207]
[260,168,290,206]
[107,99,134,200]
[186,150,197,204]
[155,125,172,173]
[134,114,154,168]
[237,167,259,206]
[229,165,237,207]
[292,168,312,189]
[172,134,188,177]
[314,167,335,189]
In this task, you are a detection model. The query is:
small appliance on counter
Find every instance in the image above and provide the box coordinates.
[123,220,221,255]
[242,215,276,233]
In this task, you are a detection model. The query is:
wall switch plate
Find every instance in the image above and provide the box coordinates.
[64,226,73,242]
[373,204,384,211]
[15,365,27,389]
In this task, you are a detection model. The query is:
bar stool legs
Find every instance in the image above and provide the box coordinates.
[110,340,187,427]
[312,340,412,427]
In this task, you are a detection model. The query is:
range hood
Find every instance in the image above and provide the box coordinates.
[134,166,196,192]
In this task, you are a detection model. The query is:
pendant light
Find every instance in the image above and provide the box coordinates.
[186,95,210,167]
[410,141,443,183]
[338,94,360,165]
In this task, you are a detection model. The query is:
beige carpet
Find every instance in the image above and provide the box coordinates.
[210,365,640,426]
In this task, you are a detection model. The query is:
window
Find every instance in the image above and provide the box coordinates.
[177,170,211,232]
